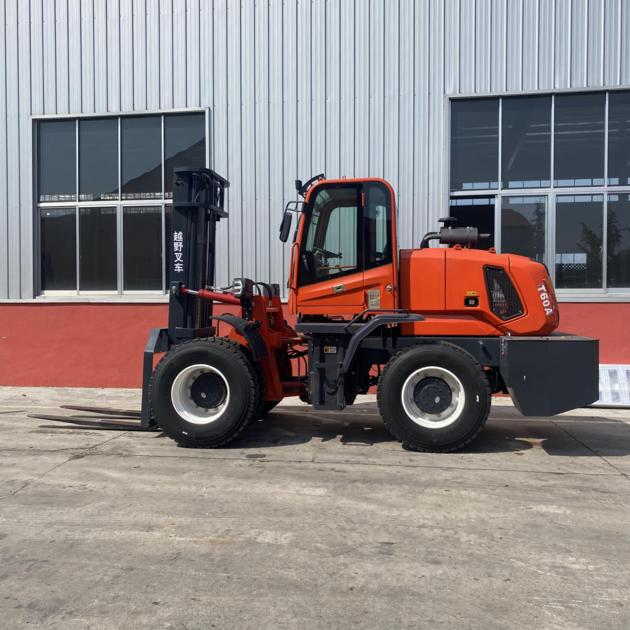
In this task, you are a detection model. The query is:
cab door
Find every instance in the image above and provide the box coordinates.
[362,181,397,310]
[295,183,365,316]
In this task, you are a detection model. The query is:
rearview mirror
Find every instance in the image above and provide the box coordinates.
[279,210,292,242]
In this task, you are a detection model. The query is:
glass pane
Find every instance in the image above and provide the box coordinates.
[450,98,499,191]
[40,208,76,290]
[608,92,630,186]
[123,206,162,291]
[501,196,546,263]
[121,116,162,200]
[448,197,495,249]
[555,195,603,288]
[365,183,392,269]
[164,113,206,197]
[554,93,605,187]
[79,207,117,290]
[300,186,359,285]
[607,194,630,288]
[37,121,76,202]
[501,96,551,188]
[79,118,118,201]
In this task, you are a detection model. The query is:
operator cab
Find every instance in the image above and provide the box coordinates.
[282,177,399,318]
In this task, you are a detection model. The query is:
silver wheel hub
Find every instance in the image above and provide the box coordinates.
[170,363,230,425]
[401,366,465,429]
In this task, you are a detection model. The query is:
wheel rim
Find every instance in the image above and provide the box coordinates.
[400,366,465,429]
[170,363,230,425]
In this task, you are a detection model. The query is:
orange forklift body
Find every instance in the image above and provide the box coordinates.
[132,169,598,452]
[289,177,558,338]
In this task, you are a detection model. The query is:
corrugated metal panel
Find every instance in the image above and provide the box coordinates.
[6,0,21,298]
[0,0,8,297]
[2,0,630,298]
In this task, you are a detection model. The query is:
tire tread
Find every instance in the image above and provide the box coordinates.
[377,341,491,452]
[151,336,261,448]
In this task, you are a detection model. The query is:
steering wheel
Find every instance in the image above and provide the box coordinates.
[312,246,343,266]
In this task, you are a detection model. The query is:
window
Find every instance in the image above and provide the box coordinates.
[365,183,392,269]
[121,116,162,200]
[79,207,117,291]
[608,92,630,187]
[555,195,603,288]
[124,206,163,291]
[300,186,359,285]
[449,91,630,295]
[501,96,551,189]
[40,208,76,289]
[554,93,605,187]
[38,121,76,202]
[35,111,207,294]
[164,114,206,198]
[607,195,630,287]
[450,98,499,191]
[79,118,118,201]
[501,196,546,264]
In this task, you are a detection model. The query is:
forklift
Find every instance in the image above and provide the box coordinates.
[36,168,599,452]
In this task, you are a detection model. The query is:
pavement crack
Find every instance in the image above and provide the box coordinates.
[0,431,130,500]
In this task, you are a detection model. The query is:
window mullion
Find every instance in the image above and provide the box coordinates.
[75,120,79,294]
[603,194,608,292]
[118,117,123,294]
[550,94,556,188]
[75,206,80,293]
[117,204,123,295]
[548,192,556,284]
[162,203,166,294]
[494,194,501,253]
[161,114,165,199]
[549,95,555,280]
[603,93,609,292]
[497,98,502,190]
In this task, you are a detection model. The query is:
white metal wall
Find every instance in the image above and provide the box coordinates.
[2,0,630,299]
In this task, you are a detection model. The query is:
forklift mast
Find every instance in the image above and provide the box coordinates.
[139,168,230,429]
[168,167,230,339]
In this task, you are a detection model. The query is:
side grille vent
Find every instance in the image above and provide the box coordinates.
[484,266,524,321]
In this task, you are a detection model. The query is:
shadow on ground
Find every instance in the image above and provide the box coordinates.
[224,404,630,457]
[30,401,630,457]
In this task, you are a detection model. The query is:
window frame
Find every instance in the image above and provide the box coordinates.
[297,183,363,287]
[33,108,209,298]
[448,89,630,301]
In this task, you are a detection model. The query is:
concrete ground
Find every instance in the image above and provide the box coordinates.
[0,388,629,629]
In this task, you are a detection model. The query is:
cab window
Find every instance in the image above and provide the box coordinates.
[364,182,392,269]
[299,186,360,285]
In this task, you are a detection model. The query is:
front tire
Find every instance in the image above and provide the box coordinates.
[151,337,261,448]
[377,342,491,452]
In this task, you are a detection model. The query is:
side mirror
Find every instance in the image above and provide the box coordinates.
[279,210,293,242]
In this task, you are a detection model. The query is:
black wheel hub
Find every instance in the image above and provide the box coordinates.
[413,377,452,414]
[190,373,227,408]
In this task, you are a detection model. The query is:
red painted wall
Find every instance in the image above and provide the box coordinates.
[0,302,628,387]
[557,303,630,364]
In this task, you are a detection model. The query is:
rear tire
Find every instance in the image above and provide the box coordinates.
[151,337,261,448]
[377,342,491,452]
